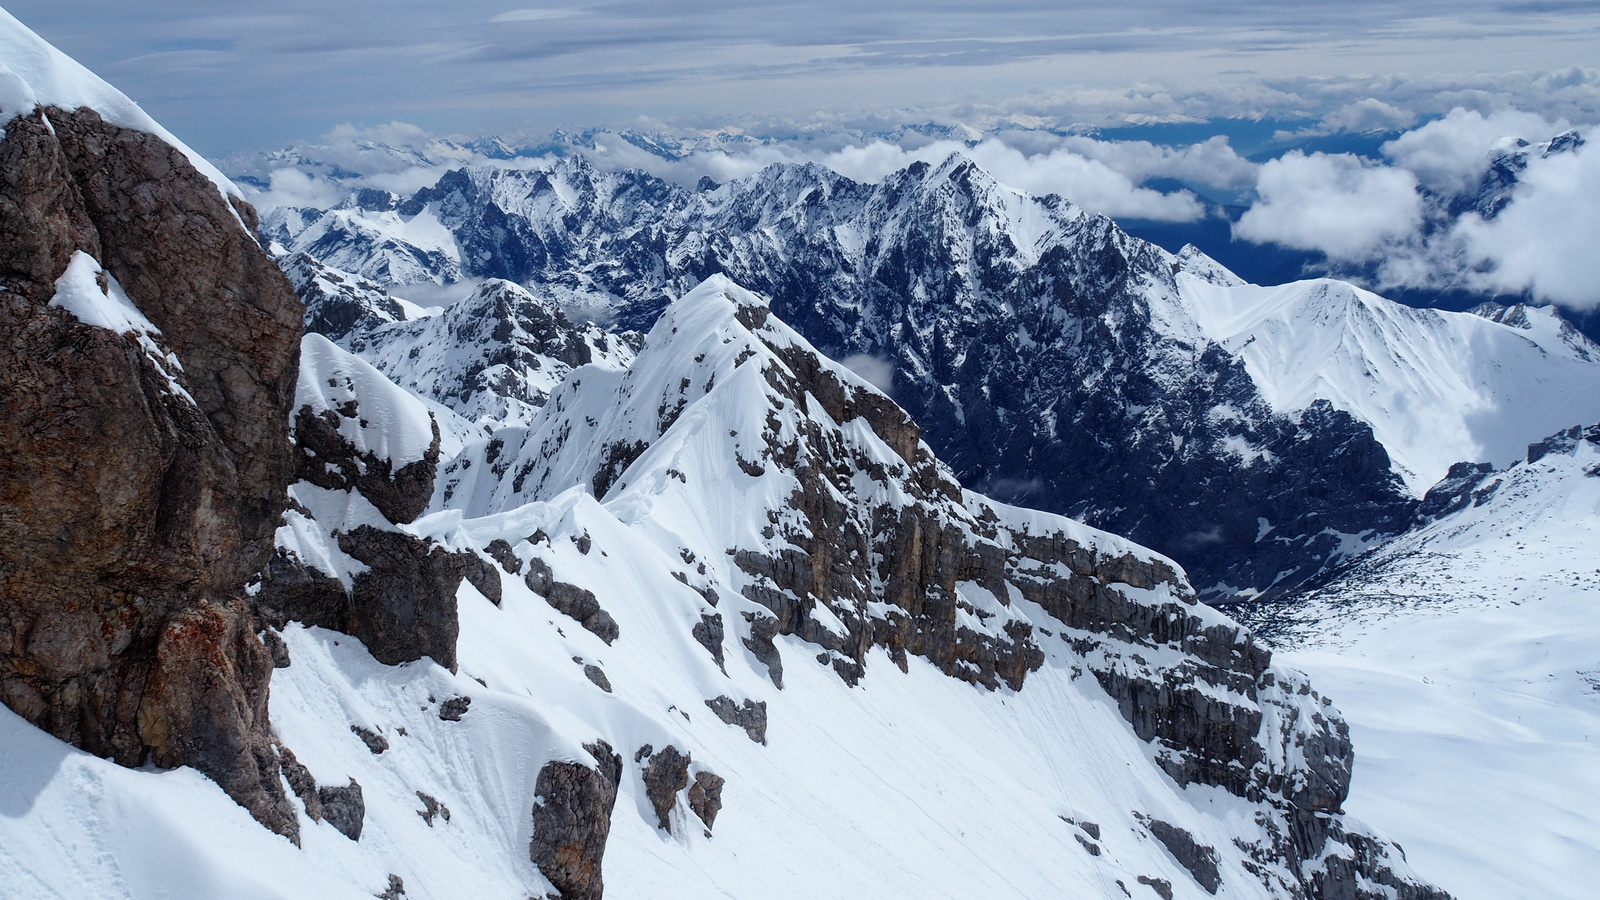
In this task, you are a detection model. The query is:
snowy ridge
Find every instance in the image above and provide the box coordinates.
[1266,423,1600,900]
[0,7,242,213]
[327,277,635,432]
[259,153,1421,600]
[2,273,1447,898]
[298,334,437,471]
[1178,275,1600,494]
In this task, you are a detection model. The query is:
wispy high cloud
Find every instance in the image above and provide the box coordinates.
[8,0,1600,155]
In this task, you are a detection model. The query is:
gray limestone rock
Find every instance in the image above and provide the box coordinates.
[319,778,365,841]
[704,695,767,745]
[529,740,621,900]
[641,745,691,832]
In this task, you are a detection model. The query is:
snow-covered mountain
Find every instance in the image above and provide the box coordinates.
[263,153,1600,600]
[1177,275,1600,493]
[1260,421,1600,900]
[293,251,637,435]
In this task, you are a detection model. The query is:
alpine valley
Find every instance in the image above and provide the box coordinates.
[1,9,1597,900]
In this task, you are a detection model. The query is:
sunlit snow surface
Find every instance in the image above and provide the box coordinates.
[1273,436,1600,900]
[1178,273,1600,495]
[0,278,1409,900]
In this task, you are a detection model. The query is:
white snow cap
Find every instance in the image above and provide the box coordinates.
[296,333,437,469]
[0,7,243,210]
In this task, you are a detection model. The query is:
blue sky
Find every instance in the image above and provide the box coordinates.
[7,1,1600,155]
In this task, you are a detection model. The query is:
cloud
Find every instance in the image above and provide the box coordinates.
[1456,131,1600,307]
[1382,107,1567,193]
[840,354,896,394]
[1234,151,1422,260]
[11,1,1600,156]
[251,166,346,211]
[1316,98,1417,134]
[591,135,1213,221]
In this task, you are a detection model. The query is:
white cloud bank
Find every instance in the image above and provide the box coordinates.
[1457,139,1600,307]
[1235,152,1423,261]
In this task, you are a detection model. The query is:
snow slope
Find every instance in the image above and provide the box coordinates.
[0,278,1444,900]
[0,6,242,213]
[1269,424,1600,900]
[1177,274,1600,495]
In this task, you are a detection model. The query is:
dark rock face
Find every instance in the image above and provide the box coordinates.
[704,695,767,744]
[641,744,691,832]
[1138,875,1174,900]
[438,695,471,721]
[528,565,619,645]
[688,771,725,832]
[290,405,441,526]
[460,551,503,606]
[341,526,469,672]
[1143,818,1221,894]
[583,664,613,693]
[1417,461,1499,520]
[319,778,365,840]
[0,106,301,838]
[530,740,622,900]
[1527,422,1600,464]
[691,613,726,671]
[415,791,450,826]
[351,724,389,754]
[277,743,322,821]
[288,155,1417,600]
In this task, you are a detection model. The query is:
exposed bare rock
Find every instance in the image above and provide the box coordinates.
[351,724,389,754]
[543,581,619,645]
[278,744,322,821]
[1138,875,1174,900]
[688,770,725,832]
[642,744,691,832]
[460,551,502,606]
[741,613,784,689]
[376,874,405,899]
[692,613,726,672]
[529,740,621,900]
[583,665,613,693]
[437,695,471,721]
[262,628,291,668]
[1,102,301,841]
[704,695,767,745]
[291,404,440,526]
[319,778,365,840]
[415,791,450,826]
[485,538,522,573]
[340,526,470,672]
[1143,816,1221,894]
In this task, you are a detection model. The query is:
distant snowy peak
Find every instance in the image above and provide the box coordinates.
[1177,274,1600,494]
[323,277,634,432]
[1469,300,1598,362]
[286,253,420,341]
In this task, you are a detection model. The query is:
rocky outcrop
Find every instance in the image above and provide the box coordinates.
[704,696,767,744]
[256,524,472,673]
[688,771,725,832]
[641,744,691,833]
[1141,817,1221,894]
[319,778,365,841]
[0,104,301,838]
[291,404,440,526]
[254,335,476,672]
[523,557,619,644]
[530,740,622,900]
